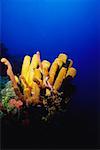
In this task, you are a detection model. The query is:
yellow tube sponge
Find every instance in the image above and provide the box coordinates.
[43,68,49,77]
[68,59,73,68]
[36,51,43,71]
[14,75,19,84]
[27,67,35,87]
[54,58,63,68]
[46,89,51,96]
[21,55,31,80]
[34,68,41,79]
[24,88,31,99]
[27,52,42,87]
[48,61,58,85]
[31,82,40,104]
[66,67,77,78]
[26,54,37,87]
[53,67,67,91]
[33,69,42,87]
[42,60,51,69]
[58,53,67,64]
[41,60,50,87]
[31,53,39,69]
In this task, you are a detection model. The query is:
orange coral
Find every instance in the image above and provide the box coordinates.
[1,58,24,100]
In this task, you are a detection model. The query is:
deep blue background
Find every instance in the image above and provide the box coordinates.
[1,0,100,149]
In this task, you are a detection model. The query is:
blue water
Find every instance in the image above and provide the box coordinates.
[1,0,100,148]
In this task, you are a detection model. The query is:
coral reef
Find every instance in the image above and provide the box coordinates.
[0,51,77,121]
